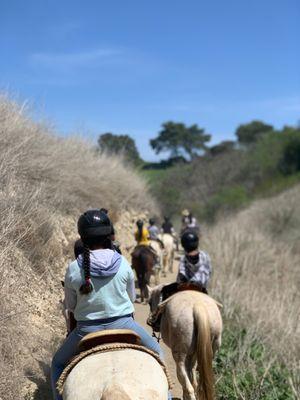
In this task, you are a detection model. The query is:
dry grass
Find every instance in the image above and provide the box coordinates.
[204,185,300,396]
[0,95,157,399]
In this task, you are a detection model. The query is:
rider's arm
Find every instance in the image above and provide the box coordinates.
[64,266,77,312]
[177,273,188,283]
[176,257,187,283]
[63,266,77,334]
[126,265,136,303]
[195,252,212,288]
[64,282,77,312]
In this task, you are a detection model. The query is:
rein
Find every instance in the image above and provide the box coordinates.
[152,329,161,343]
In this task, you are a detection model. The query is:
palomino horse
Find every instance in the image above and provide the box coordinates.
[159,234,175,275]
[148,285,222,400]
[61,348,169,399]
[131,245,157,303]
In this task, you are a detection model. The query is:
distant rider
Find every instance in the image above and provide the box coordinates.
[181,209,200,235]
[161,216,175,235]
[161,216,178,250]
[148,218,164,249]
[134,219,150,246]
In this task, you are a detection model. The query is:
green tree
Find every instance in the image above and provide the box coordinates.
[98,133,142,165]
[235,120,274,145]
[150,122,211,161]
[279,127,300,174]
[210,140,236,156]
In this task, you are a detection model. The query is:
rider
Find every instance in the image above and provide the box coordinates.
[177,230,211,293]
[161,216,175,235]
[186,213,200,233]
[162,230,211,300]
[134,219,150,246]
[148,230,211,332]
[52,209,165,400]
[181,209,190,233]
[161,216,178,250]
[181,210,200,235]
[148,218,164,249]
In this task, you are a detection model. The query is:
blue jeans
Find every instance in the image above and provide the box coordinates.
[51,315,171,399]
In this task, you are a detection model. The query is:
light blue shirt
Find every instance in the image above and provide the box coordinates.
[64,252,135,321]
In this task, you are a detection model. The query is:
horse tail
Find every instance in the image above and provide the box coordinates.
[193,302,214,400]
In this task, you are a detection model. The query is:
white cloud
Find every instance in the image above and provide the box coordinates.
[29,48,123,70]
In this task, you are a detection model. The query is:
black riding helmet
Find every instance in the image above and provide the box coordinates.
[78,209,112,242]
[136,219,143,228]
[181,230,199,252]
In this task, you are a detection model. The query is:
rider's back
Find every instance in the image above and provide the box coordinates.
[65,249,134,321]
[135,227,150,246]
[162,221,173,234]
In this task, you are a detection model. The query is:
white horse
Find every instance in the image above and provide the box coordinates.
[148,285,222,400]
[61,348,169,399]
[149,239,163,284]
[159,234,175,275]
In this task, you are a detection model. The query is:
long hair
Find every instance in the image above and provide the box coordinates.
[79,236,112,295]
[79,243,93,294]
[137,221,144,241]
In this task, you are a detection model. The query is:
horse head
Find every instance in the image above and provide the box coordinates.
[147,284,165,313]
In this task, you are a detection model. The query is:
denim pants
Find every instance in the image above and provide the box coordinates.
[51,315,171,400]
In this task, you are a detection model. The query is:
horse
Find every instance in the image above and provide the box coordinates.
[61,348,169,399]
[149,239,163,280]
[131,245,157,303]
[148,285,222,400]
[159,234,175,275]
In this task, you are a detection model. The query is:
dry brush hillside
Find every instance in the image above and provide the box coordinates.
[205,185,300,396]
[0,96,157,400]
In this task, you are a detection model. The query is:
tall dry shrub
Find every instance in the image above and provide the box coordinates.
[204,185,300,393]
[0,95,158,399]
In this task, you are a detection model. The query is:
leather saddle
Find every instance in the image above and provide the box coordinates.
[161,281,207,302]
[78,329,141,352]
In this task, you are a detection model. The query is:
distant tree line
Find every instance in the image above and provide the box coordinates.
[149,123,300,219]
[97,119,299,171]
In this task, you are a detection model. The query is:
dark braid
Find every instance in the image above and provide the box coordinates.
[79,243,93,294]
[137,224,143,241]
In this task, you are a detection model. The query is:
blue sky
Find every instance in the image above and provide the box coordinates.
[1,0,299,160]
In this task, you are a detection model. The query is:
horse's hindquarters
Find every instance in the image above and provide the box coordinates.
[63,349,168,400]
[160,234,174,273]
[159,291,222,400]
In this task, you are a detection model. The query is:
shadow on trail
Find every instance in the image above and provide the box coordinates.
[26,360,52,400]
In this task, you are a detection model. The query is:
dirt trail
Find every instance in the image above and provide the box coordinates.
[134,257,182,400]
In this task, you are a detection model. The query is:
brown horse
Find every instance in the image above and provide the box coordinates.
[131,245,156,303]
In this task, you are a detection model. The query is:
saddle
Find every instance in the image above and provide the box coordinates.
[78,329,141,352]
[161,281,207,302]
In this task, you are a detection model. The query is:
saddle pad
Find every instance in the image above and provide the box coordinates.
[78,329,141,352]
